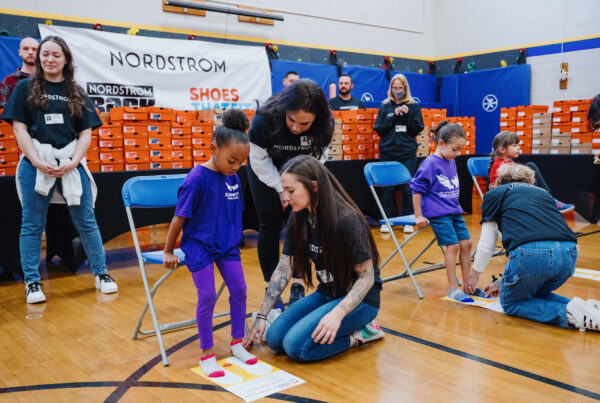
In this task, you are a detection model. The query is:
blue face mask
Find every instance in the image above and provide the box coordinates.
[392,89,405,99]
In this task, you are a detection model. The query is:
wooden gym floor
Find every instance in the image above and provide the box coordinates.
[0,202,599,402]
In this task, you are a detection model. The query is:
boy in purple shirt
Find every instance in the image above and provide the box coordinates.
[410,121,474,302]
[163,109,258,377]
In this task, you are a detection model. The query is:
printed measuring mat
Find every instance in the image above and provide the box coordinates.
[443,295,505,313]
[191,357,304,402]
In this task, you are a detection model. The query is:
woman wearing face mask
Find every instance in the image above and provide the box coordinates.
[247,79,333,306]
[374,74,424,233]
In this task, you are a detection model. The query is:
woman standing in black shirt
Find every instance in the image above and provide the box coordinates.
[374,73,424,233]
[247,79,333,305]
[1,36,118,304]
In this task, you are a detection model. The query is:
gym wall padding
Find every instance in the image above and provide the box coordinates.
[440,64,531,154]
[0,36,22,82]
[270,59,338,95]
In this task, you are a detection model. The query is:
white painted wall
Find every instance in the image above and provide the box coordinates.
[529,48,600,106]
[433,0,600,57]
[0,0,435,57]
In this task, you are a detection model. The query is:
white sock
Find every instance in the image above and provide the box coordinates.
[230,340,257,364]
[200,354,225,377]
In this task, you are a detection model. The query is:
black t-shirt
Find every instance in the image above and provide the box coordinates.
[1,78,102,148]
[329,96,365,111]
[248,112,321,170]
[373,100,424,160]
[282,213,382,308]
[481,182,577,253]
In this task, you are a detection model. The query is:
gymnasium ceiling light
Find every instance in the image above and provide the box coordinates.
[164,0,284,21]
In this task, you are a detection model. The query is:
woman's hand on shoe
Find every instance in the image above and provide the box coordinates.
[312,310,343,345]
[243,320,266,348]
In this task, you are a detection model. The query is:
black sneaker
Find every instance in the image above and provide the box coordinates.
[288,283,305,306]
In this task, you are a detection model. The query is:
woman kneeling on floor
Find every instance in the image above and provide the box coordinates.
[466,163,599,332]
[243,155,384,360]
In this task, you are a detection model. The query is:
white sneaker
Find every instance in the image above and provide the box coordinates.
[353,320,384,344]
[379,224,390,233]
[403,225,414,233]
[25,282,46,304]
[95,274,118,294]
[567,297,600,332]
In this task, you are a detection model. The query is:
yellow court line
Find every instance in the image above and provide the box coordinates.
[1,7,599,61]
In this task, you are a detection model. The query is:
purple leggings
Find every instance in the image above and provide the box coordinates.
[191,259,247,350]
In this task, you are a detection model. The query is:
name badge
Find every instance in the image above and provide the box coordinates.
[395,125,407,132]
[44,114,64,125]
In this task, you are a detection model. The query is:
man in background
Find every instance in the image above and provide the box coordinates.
[282,71,299,88]
[329,74,365,110]
[0,37,38,108]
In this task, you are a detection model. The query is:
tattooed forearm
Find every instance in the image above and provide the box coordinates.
[335,259,374,317]
[258,255,293,315]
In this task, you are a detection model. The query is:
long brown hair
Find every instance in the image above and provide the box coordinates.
[281,155,380,293]
[488,131,519,174]
[27,36,86,118]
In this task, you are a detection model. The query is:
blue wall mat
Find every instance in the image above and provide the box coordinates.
[270,59,338,95]
[0,36,23,83]
[391,70,438,104]
[441,64,531,154]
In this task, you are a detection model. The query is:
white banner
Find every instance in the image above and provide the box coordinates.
[38,25,272,112]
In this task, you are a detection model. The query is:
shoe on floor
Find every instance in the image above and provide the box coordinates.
[25,282,46,304]
[353,320,385,344]
[380,224,390,233]
[95,274,118,294]
[288,283,305,306]
[403,225,414,233]
[553,198,574,214]
[567,297,600,332]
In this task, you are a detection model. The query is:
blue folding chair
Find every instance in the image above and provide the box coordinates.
[467,156,491,200]
[364,161,447,299]
[467,156,505,257]
[122,174,234,366]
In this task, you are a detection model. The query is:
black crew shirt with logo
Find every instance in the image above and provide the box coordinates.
[1,78,101,148]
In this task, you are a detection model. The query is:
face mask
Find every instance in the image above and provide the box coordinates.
[392,89,405,99]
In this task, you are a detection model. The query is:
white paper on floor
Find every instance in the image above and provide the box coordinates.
[191,357,305,402]
[442,296,505,313]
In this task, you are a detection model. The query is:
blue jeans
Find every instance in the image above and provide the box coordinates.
[266,291,378,361]
[18,158,107,283]
[379,155,416,217]
[500,241,577,328]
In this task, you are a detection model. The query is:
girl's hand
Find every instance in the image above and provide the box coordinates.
[163,251,180,269]
[278,191,288,209]
[464,271,480,295]
[311,310,342,345]
[243,318,266,348]
[484,283,500,297]
[415,215,429,229]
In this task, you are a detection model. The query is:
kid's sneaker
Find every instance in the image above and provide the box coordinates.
[567,297,600,332]
[554,199,574,214]
[353,321,385,344]
[25,282,46,304]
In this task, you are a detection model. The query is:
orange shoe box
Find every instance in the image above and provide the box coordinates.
[148,107,176,122]
[553,101,570,113]
[124,137,149,147]
[171,122,193,136]
[0,139,19,153]
[125,162,151,171]
[149,149,174,160]
[97,122,123,136]
[570,123,588,133]
[192,137,212,149]
[0,123,15,138]
[125,155,150,164]
[172,148,192,158]
[98,139,124,148]
[147,122,171,134]
[148,135,172,146]
[0,152,18,162]
[87,163,100,172]
[571,111,588,125]
[172,137,192,147]
[0,160,18,175]
[110,107,148,121]
[356,134,373,143]
[100,162,125,172]
[191,121,214,135]
[99,150,124,160]
[99,132,124,141]
[176,110,198,123]
[341,133,359,143]
[192,149,211,161]
[150,161,174,170]
[571,134,593,144]
[124,150,150,160]
[356,110,373,120]
[341,123,358,133]
[357,143,374,153]
[340,110,359,123]
[86,150,99,160]
[122,122,149,136]
[552,113,571,123]
[173,155,193,168]
[196,110,214,123]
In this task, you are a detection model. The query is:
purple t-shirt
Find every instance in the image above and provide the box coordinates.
[409,154,463,219]
[175,165,243,271]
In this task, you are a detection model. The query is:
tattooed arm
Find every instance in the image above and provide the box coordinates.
[243,255,293,347]
[311,259,375,345]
